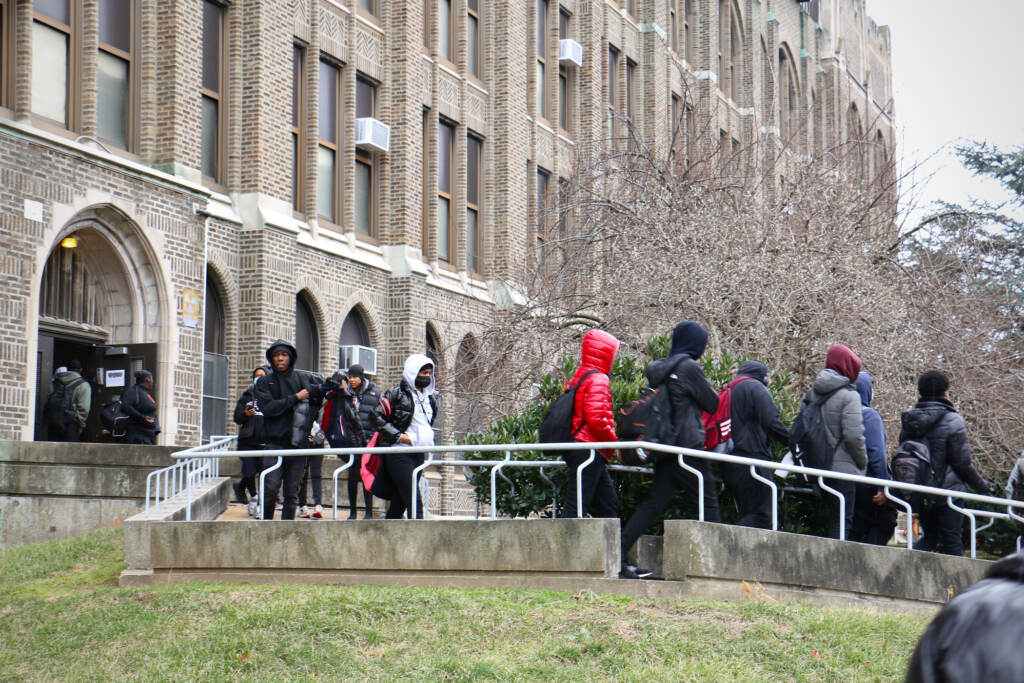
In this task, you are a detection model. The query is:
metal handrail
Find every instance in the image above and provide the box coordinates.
[145,435,232,513]
[171,438,1024,558]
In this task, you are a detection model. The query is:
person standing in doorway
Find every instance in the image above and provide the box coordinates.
[370,354,439,520]
[45,359,91,442]
[121,370,158,445]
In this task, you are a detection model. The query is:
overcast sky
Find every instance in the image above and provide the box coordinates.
[865,0,1024,228]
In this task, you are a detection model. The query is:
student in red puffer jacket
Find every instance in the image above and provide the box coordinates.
[560,329,620,519]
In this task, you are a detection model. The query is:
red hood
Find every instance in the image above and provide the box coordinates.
[826,344,862,383]
[578,329,618,376]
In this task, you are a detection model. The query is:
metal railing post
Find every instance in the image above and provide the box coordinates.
[749,465,778,531]
[817,477,845,541]
[258,457,282,521]
[676,454,704,521]
[332,455,356,520]
[538,466,557,518]
[411,453,435,520]
[576,450,596,518]
[948,496,978,559]
[490,451,511,519]
[883,487,914,550]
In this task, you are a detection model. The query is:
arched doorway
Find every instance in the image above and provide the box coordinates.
[35,207,164,442]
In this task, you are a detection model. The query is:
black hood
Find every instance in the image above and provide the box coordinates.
[669,321,708,359]
[900,400,954,439]
[737,360,768,384]
[986,551,1024,584]
[265,340,297,374]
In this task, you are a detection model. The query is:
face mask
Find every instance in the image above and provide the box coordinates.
[415,375,431,389]
[253,377,259,385]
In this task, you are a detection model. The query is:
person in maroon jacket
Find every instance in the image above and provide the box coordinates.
[560,329,620,519]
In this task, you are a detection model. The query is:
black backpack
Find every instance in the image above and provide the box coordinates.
[617,385,675,465]
[43,377,85,428]
[538,369,598,457]
[100,400,129,439]
[891,436,945,511]
[789,387,843,473]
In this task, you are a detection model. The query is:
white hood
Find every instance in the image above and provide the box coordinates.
[403,353,436,395]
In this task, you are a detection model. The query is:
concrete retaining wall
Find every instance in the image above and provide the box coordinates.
[662,520,990,608]
[0,440,179,547]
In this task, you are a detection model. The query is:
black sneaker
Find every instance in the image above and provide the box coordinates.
[232,481,247,504]
[619,563,653,580]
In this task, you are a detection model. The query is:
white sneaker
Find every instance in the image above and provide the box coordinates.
[247,496,259,517]
[312,504,323,519]
[298,505,312,519]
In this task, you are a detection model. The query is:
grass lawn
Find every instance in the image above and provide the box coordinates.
[0,529,931,681]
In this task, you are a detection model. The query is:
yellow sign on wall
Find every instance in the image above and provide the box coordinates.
[181,288,200,328]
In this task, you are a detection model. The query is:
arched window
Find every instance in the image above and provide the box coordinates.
[295,293,319,372]
[761,38,773,126]
[778,46,798,143]
[425,323,441,373]
[338,307,374,373]
[202,268,229,441]
[204,269,225,354]
[847,103,864,176]
[874,129,888,185]
[453,335,485,440]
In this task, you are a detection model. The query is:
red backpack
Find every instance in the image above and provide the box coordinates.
[702,376,758,451]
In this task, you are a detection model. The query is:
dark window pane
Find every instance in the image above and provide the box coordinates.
[608,48,617,108]
[35,0,69,24]
[467,14,479,78]
[559,72,567,130]
[318,60,337,143]
[202,0,221,92]
[295,295,320,372]
[559,9,568,40]
[98,0,131,52]
[339,309,370,348]
[32,21,68,124]
[440,0,451,60]
[355,159,372,236]
[358,0,374,12]
[204,274,225,354]
[356,76,375,119]
[467,0,478,12]
[467,136,480,206]
[438,122,453,194]
[437,197,451,261]
[292,45,303,128]
[467,208,478,272]
[537,168,549,235]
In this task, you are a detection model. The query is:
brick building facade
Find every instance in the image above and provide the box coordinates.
[0,0,892,446]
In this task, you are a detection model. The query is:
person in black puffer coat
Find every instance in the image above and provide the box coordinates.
[619,321,720,579]
[906,550,1024,682]
[121,370,159,445]
[253,340,328,520]
[369,354,439,520]
[232,366,269,503]
[345,364,380,518]
[899,370,989,556]
[719,360,790,530]
[320,370,369,518]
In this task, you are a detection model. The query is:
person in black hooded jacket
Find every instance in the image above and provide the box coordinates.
[232,365,269,503]
[899,370,989,556]
[906,550,1024,682]
[619,321,720,579]
[719,360,789,529]
[253,339,327,520]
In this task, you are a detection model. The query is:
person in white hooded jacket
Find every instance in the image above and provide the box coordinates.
[369,353,439,519]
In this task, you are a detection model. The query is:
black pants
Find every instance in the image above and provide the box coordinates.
[298,454,323,507]
[850,487,898,545]
[348,466,373,517]
[918,503,965,556]
[48,423,81,442]
[123,423,156,445]
[384,451,425,519]
[262,445,307,520]
[621,456,722,557]
[826,479,857,540]
[239,450,264,498]
[560,448,618,519]
[720,456,773,529]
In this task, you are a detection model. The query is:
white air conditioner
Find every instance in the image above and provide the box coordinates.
[559,38,583,67]
[355,117,391,153]
[339,345,378,375]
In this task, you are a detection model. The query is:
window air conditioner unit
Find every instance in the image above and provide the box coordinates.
[339,345,378,375]
[355,117,390,153]
[559,39,583,67]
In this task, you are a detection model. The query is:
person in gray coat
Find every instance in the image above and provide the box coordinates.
[800,344,867,539]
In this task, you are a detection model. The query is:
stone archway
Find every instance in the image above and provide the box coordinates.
[33,205,169,442]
